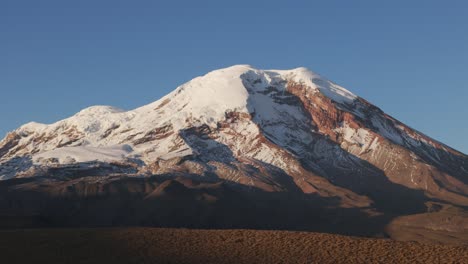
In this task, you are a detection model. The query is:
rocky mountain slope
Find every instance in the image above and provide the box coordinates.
[0,65,467,242]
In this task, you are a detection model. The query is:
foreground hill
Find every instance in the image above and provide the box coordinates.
[0,228,467,264]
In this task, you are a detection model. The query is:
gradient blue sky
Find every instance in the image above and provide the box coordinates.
[1,0,467,153]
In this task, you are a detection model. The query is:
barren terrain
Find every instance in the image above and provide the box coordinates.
[1,228,467,264]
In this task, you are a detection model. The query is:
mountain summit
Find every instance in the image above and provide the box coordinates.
[0,65,467,241]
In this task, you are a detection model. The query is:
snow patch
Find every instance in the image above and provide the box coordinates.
[33,145,133,164]
[266,67,357,104]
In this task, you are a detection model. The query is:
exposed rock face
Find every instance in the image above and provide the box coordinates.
[0,132,21,158]
[285,79,468,206]
[0,65,466,242]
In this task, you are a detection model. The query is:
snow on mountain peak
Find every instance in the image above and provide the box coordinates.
[75,105,125,117]
[18,122,48,134]
[266,66,357,104]
[139,64,356,131]
[169,65,357,109]
[8,64,360,149]
[210,65,357,104]
[1,65,361,175]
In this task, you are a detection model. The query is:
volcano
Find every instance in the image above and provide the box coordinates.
[0,65,466,243]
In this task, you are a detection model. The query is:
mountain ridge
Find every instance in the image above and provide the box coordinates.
[0,65,467,243]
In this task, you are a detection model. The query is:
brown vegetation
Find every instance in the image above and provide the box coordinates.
[1,228,467,264]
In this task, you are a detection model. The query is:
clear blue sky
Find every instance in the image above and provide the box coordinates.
[1,0,467,154]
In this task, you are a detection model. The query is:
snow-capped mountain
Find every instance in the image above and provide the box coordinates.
[1,65,467,220]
